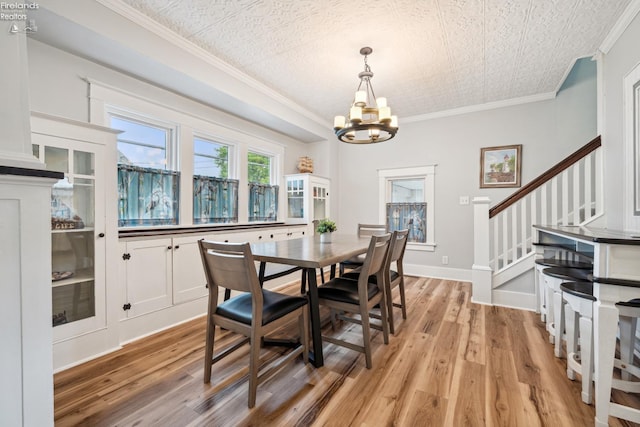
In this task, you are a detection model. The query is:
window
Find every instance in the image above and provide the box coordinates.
[110,114,180,227]
[193,137,229,178]
[248,151,278,222]
[193,137,238,224]
[379,166,436,251]
[248,151,271,184]
[111,115,174,169]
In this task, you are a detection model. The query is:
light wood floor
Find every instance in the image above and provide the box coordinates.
[54,276,640,426]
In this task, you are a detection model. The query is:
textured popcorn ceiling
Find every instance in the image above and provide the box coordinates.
[120,0,630,121]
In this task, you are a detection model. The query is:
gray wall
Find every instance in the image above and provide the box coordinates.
[26,39,312,177]
[28,36,599,275]
[336,59,597,272]
[602,11,640,230]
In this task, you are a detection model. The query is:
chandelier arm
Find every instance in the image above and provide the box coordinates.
[334,46,398,144]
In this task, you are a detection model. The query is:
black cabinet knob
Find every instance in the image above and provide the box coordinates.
[98,233,105,238]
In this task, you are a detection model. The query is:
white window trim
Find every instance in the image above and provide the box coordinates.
[624,62,640,231]
[378,165,436,251]
[192,133,235,179]
[108,107,179,170]
[88,79,284,226]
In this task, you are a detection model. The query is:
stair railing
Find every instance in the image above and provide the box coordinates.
[472,136,603,305]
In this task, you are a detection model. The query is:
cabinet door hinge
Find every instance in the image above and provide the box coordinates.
[123,303,132,311]
[122,253,131,260]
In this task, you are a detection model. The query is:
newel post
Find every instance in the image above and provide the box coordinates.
[472,197,492,305]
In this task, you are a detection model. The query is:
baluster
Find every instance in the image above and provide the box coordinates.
[492,215,499,271]
[561,169,570,225]
[521,197,528,257]
[573,159,582,224]
[502,211,509,269]
[551,176,559,226]
[512,202,518,263]
[541,184,548,226]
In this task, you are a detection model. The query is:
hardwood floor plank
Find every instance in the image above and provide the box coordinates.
[53,277,640,427]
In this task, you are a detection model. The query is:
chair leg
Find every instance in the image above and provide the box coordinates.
[360,303,373,369]
[379,296,390,345]
[248,330,261,408]
[399,278,407,319]
[204,316,215,383]
[386,283,395,335]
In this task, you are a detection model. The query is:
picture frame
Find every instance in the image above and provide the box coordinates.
[480,144,522,188]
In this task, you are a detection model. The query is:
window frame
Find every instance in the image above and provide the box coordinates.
[192,134,234,179]
[89,79,284,228]
[378,165,436,251]
[109,109,179,171]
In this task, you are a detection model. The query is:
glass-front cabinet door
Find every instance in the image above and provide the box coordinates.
[285,174,330,226]
[33,137,106,341]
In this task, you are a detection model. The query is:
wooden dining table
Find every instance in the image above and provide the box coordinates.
[251,233,371,367]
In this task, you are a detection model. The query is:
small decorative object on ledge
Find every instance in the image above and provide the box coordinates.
[297,156,314,173]
[316,218,337,243]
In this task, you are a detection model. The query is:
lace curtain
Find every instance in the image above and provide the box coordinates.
[248,183,278,222]
[193,175,239,224]
[386,202,427,243]
[118,164,180,227]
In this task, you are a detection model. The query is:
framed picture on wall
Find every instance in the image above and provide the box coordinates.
[480,144,522,188]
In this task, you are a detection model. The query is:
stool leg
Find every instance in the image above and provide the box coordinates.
[565,302,578,380]
[546,278,555,344]
[579,315,594,405]
[619,315,637,382]
[595,303,620,427]
[554,290,565,358]
[536,266,546,322]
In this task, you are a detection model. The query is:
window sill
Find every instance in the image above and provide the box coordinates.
[118,222,298,238]
[407,242,436,252]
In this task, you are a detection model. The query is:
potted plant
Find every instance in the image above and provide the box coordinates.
[316,218,337,243]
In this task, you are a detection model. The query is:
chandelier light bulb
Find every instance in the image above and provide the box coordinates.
[333,47,399,144]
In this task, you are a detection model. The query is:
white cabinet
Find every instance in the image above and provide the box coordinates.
[172,235,208,304]
[285,173,330,225]
[118,225,308,319]
[119,238,173,318]
[31,114,118,344]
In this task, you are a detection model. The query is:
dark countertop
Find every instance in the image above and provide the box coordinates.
[534,224,640,245]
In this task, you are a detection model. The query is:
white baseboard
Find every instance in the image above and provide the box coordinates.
[404,263,472,282]
[492,289,537,311]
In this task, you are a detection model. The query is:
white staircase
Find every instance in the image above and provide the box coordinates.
[472,136,604,309]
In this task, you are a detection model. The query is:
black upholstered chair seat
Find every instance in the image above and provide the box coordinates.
[535,258,593,269]
[560,281,596,301]
[216,290,308,326]
[341,269,400,283]
[543,266,593,282]
[318,277,379,305]
[340,254,366,267]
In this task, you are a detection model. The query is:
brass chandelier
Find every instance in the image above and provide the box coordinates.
[333,47,398,144]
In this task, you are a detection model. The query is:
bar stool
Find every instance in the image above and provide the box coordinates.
[542,266,592,348]
[560,281,595,404]
[604,298,640,423]
[535,258,592,322]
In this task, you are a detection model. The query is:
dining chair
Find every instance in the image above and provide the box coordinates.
[317,233,391,368]
[342,229,409,335]
[198,240,309,408]
[339,223,387,276]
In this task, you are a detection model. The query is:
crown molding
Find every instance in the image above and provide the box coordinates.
[600,0,640,54]
[93,0,327,127]
[402,91,556,123]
